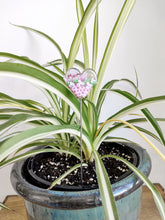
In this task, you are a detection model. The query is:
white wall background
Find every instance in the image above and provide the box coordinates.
[0,0,165,202]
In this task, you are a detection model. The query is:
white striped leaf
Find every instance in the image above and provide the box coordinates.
[0,62,90,133]
[0,148,80,169]
[68,0,101,68]
[0,124,92,162]
[93,150,119,220]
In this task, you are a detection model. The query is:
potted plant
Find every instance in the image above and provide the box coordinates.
[0,0,165,219]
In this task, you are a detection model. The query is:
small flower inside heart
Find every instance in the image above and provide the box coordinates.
[64,68,97,99]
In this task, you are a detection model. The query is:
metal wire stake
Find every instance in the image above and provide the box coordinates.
[80,98,83,184]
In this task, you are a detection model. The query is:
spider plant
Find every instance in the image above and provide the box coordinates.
[0,0,165,219]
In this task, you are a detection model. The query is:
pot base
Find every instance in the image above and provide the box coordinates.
[25,187,141,220]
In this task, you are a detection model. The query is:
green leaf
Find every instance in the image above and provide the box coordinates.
[11,24,67,71]
[0,114,11,120]
[85,98,98,139]
[43,90,62,118]
[92,5,99,69]
[107,95,165,122]
[104,118,162,143]
[68,0,101,68]
[96,80,119,116]
[0,113,66,136]
[111,89,165,145]
[0,52,64,80]
[92,0,136,104]
[0,91,48,113]
[0,108,38,115]
[0,148,80,169]
[0,202,12,210]
[76,0,89,68]
[93,151,119,220]
[95,118,165,162]
[117,78,142,98]
[12,137,81,156]
[0,62,90,132]
[0,124,92,162]
[96,77,142,117]
[132,125,161,142]
[102,154,165,220]
[104,136,136,143]
[134,67,141,98]
[46,59,85,70]
[48,163,87,190]
[97,120,162,152]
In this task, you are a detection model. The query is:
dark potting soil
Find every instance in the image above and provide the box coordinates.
[29,142,138,189]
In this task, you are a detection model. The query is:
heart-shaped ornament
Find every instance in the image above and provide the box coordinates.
[64,68,97,99]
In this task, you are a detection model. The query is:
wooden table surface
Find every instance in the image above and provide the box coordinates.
[0,184,165,220]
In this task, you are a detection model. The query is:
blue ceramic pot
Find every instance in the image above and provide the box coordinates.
[11,142,151,220]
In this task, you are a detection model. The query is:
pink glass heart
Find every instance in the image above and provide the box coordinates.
[64,68,97,99]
